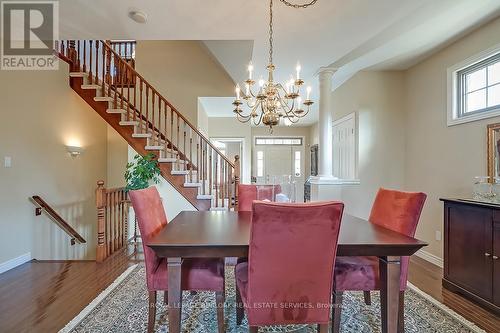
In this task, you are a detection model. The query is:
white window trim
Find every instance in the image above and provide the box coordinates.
[447,43,500,126]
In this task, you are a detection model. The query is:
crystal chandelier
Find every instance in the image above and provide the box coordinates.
[232,0,317,131]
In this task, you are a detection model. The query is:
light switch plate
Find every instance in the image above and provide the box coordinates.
[4,156,11,168]
[435,230,442,241]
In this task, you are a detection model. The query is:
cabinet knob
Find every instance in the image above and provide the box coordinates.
[493,255,499,260]
[485,253,491,257]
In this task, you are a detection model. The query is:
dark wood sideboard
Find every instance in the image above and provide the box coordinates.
[441,198,500,314]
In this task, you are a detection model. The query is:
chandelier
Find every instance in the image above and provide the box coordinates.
[232,0,317,131]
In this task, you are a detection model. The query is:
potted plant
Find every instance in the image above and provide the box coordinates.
[125,153,161,192]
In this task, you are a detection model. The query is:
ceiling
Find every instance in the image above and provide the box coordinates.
[60,0,500,124]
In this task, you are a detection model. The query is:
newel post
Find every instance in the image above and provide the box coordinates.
[95,180,107,262]
[233,155,240,210]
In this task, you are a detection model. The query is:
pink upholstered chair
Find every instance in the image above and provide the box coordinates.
[129,187,226,333]
[235,201,344,332]
[237,184,282,211]
[332,188,426,333]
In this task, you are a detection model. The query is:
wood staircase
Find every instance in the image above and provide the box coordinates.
[57,40,240,211]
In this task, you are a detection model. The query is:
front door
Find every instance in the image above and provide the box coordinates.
[254,139,305,202]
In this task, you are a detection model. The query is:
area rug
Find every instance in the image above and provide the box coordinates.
[59,264,485,333]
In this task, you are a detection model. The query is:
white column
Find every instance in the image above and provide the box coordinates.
[318,68,335,178]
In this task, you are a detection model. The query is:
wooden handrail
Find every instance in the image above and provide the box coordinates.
[100,41,235,168]
[30,196,86,245]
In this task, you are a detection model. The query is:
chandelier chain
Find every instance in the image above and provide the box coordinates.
[269,0,317,65]
[279,0,318,9]
[269,0,274,65]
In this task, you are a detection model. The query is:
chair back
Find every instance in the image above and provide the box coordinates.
[369,188,427,288]
[246,201,344,326]
[129,186,167,290]
[237,184,282,211]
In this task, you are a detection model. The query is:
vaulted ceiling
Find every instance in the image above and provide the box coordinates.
[61,0,500,124]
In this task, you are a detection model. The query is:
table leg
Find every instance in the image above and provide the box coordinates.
[168,257,182,333]
[379,256,401,333]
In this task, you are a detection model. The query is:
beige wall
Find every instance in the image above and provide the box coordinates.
[208,117,252,183]
[197,100,209,136]
[330,71,407,219]
[135,41,235,126]
[404,16,500,259]
[106,126,128,188]
[0,61,108,263]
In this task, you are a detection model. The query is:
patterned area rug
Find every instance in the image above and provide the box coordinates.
[60,264,485,333]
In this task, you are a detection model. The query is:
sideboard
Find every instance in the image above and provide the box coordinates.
[441,198,500,314]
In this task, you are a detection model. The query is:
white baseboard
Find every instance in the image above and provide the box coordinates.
[415,249,443,268]
[0,252,32,274]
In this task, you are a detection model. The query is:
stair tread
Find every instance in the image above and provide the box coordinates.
[119,121,139,126]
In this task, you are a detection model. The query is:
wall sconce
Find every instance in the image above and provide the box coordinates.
[66,145,84,157]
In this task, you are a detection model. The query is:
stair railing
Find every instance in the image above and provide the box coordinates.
[95,181,129,262]
[30,196,86,245]
[57,40,237,209]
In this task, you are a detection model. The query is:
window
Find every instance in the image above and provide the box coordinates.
[294,151,301,177]
[257,151,264,177]
[332,113,357,180]
[448,46,500,125]
[255,137,302,145]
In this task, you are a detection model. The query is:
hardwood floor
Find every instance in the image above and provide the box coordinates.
[0,248,498,332]
[407,256,500,333]
[0,245,142,333]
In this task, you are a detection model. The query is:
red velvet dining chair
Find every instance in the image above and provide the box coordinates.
[237,184,282,211]
[235,201,344,332]
[332,188,427,333]
[129,187,226,333]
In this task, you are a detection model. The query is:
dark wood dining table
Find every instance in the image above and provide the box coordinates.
[148,211,427,333]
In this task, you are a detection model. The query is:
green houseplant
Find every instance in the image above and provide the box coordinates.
[125,153,161,192]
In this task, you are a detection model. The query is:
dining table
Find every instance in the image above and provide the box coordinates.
[147,210,428,333]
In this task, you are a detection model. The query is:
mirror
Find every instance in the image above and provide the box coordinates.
[487,122,500,180]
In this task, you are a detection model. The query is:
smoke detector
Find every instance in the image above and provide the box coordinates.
[129,10,147,24]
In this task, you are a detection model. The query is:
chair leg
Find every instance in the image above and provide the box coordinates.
[317,323,329,333]
[163,291,168,305]
[363,291,372,305]
[147,291,157,333]
[235,280,244,325]
[332,291,343,333]
[398,291,405,333]
[216,291,225,333]
[249,327,258,333]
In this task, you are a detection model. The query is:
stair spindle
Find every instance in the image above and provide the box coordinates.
[145,86,149,134]
[76,40,80,69]
[139,79,143,133]
[88,40,93,84]
[151,92,156,144]
[82,41,86,73]
[189,128,193,183]
[101,42,106,93]
[170,106,174,158]
[209,148,213,196]
[120,60,125,109]
[176,115,180,169]
[197,136,200,184]
[215,150,219,207]
[126,66,130,121]
[95,41,99,84]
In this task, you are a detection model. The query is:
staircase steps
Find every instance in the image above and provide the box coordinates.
[60,41,238,212]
